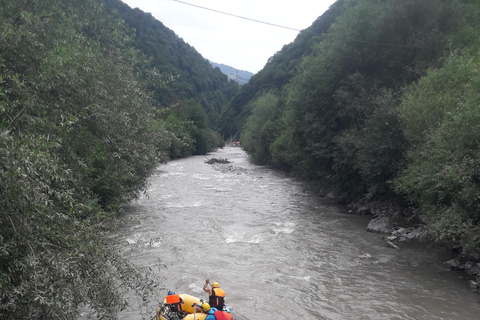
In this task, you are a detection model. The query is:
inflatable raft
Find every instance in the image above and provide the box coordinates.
[157,293,236,320]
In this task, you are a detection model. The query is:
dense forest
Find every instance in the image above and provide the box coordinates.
[236,0,480,258]
[219,0,346,137]
[2,0,480,318]
[0,0,237,318]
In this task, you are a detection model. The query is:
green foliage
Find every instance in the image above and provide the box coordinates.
[394,52,480,256]
[333,87,407,198]
[0,0,166,317]
[240,92,281,164]
[269,106,299,171]
[231,0,480,256]
[398,52,480,148]
[160,100,224,158]
[273,0,480,198]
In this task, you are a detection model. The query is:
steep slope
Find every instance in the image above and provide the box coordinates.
[103,0,239,129]
[219,0,345,137]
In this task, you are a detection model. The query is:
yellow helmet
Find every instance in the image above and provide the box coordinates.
[201,302,211,312]
[212,282,219,288]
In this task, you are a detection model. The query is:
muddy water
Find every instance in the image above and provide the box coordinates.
[117,147,480,320]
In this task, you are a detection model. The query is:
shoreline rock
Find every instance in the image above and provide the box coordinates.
[366,216,393,234]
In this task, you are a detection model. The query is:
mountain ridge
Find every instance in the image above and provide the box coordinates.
[209,61,254,85]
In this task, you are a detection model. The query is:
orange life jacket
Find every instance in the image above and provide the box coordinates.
[165,294,182,313]
[223,311,234,320]
[209,288,226,310]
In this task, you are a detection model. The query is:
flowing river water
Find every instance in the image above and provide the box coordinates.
[117,147,480,320]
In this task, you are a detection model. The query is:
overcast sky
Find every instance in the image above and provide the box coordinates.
[121,0,337,73]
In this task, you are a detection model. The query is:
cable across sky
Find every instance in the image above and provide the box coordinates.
[171,0,428,49]
[172,0,304,33]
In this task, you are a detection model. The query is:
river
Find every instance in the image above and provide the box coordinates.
[117,146,480,320]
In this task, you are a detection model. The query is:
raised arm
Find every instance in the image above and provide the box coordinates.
[203,279,212,295]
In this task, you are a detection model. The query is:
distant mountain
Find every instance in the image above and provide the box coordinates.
[209,61,254,85]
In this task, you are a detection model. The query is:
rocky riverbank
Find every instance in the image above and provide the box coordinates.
[320,192,480,296]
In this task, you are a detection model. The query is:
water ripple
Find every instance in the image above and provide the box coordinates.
[116,147,480,320]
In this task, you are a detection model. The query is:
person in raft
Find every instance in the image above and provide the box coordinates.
[197,302,233,320]
[191,302,233,320]
[203,279,226,311]
[165,290,185,316]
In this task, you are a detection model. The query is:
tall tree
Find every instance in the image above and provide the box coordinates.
[278,0,480,197]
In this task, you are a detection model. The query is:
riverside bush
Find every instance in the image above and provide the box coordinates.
[395,52,480,257]
[0,1,163,317]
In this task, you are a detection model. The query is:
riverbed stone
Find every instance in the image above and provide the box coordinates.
[469,280,478,289]
[459,261,475,271]
[358,253,373,260]
[318,187,330,197]
[468,266,480,276]
[391,226,425,241]
[443,259,460,269]
[386,241,400,249]
[211,163,248,175]
[357,204,371,215]
[366,216,393,234]
[325,191,337,200]
[384,235,398,242]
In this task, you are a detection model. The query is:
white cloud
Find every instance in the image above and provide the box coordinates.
[121,0,337,73]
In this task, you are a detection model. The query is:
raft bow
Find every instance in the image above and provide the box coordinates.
[157,294,207,320]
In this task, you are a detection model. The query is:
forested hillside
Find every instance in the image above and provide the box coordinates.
[103,0,239,131]
[235,0,480,257]
[219,0,345,137]
[0,0,236,318]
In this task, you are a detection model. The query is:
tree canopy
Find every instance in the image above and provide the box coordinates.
[234,0,480,256]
